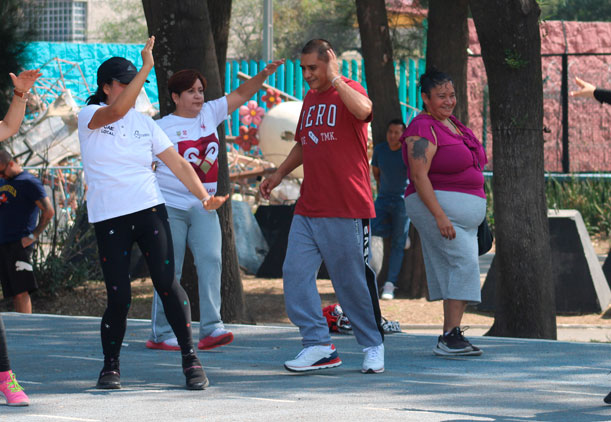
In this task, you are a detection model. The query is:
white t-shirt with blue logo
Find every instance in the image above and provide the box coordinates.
[77,104,173,223]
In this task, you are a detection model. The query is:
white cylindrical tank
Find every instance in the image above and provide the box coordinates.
[258,100,303,178]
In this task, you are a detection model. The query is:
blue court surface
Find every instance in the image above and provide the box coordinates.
[1,312,610,422]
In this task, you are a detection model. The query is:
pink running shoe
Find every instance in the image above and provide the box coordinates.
[0,371,29,406]
[146,337,180,351]
[198,329,234,350]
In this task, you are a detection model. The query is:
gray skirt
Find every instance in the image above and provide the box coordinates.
[405,190,486,303]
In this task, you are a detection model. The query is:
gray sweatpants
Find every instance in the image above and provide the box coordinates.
[282,215,384,348]
[149,205,224,342]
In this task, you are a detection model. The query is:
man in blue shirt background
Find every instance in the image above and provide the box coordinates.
[371,119,410,300]
[0,150,54,313]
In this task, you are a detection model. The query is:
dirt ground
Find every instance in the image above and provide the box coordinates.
[2,237,610,328]
[2,274,610,329]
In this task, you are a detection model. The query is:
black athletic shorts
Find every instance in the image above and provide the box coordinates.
[0,241,38,298]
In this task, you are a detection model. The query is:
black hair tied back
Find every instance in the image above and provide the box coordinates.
[419,67,453,96]
[86,80,112,105]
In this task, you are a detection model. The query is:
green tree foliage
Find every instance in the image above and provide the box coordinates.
[0,0,36,117]
[229,0,359,60]
[386,0,426,60]
[540,0,611,21]
[99,0,148,43]
[229,0,425,61]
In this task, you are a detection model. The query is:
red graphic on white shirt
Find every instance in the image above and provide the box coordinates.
[177,134,219,183]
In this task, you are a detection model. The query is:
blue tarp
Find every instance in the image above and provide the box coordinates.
[24,42,159,107]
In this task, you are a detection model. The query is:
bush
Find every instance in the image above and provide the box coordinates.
[484,174,611,239]
[32,201,102,297]
[546,175,611,237]
[33,253,98,297]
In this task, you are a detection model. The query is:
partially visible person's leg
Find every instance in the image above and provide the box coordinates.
[382,198,410,299]
[283,215,329,346]
[0,315,28,406]
[443,299,468,332]
[372,198,396,300]
[371,198,391,240]
[317,217,385,373]
[147,206,189,350]
[317,218,383,348]
[3,242,37,313]
[405,192,484,356]
[136,206,193,352]
[0,316,9,373]
[136,206,207,390]
[282,215,342,372]
[185,207,231,350]
[13,292,31,314]
[93,214,136,389]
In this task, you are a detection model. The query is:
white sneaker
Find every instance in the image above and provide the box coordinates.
[381,281,395,300]
[284,344,342,372]
[362,343,384,373]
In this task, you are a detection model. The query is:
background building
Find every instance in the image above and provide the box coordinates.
[24,0,88,42]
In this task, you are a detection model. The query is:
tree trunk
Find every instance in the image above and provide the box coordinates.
[142,0,248,323]
[354,0,402,145]
[470,0,556,339]
[355,0,427,297]
[208,0,232,82]
[425,0,469,124]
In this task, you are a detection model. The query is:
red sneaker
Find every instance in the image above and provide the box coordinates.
[146,338,180,351]
[0,371,29,406]
[198,329,234,350]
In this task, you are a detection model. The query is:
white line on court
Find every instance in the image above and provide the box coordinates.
[360,406,395,411]
[28,415,100,422]
[537,389,603,397]
[82,388,169,393]
[154,363,223,370]
[401,379,471,387]
[47,355,103,362]
[225,395,296,403]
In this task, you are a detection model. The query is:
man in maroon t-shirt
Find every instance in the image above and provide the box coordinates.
[260,39,384,374]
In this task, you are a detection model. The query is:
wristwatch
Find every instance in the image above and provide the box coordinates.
[27,234,35,240]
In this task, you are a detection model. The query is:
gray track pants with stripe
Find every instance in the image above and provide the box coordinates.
[282,215,384,348]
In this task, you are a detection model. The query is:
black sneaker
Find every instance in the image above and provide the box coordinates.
[96,359,121,389]
[604,391,611,404]
[433,327,483,356]
[182,354,209,390]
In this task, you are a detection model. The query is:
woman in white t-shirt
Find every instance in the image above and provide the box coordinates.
[146,60,283,352]
[77,37,226,391]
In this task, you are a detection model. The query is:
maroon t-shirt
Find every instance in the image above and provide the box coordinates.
[401,113,487,199]
[294,77,375,218]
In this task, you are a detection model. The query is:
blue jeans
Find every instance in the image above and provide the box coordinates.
[371,195,410,285]
[149,205,224,342]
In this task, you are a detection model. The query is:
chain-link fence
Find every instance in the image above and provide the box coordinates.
[468,53,611,172]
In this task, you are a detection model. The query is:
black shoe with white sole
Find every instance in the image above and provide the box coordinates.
[433,327,483,357]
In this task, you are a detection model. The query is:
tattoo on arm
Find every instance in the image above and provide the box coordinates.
[411,137,429,163]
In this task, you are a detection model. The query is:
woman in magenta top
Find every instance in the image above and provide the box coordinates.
[401,68,487,357]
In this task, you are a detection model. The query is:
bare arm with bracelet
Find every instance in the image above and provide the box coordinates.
[0,70,42,141]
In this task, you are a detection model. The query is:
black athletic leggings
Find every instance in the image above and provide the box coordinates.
[0,316,10,372]
[94,205,194,359]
